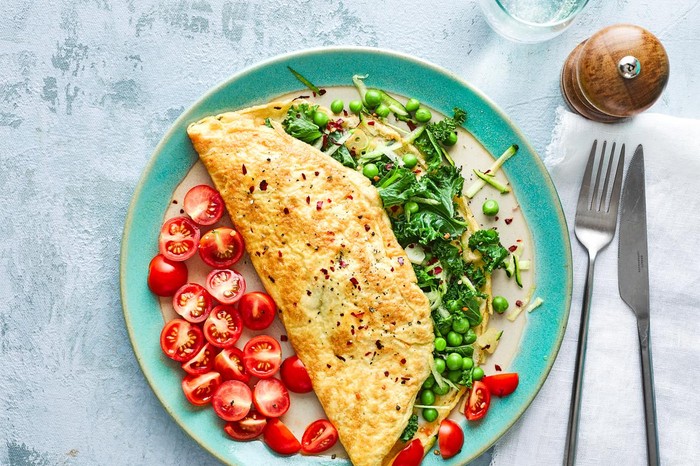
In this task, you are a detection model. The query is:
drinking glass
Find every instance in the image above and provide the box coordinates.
[479,0,590,43]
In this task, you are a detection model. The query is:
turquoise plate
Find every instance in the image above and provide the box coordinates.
[120,47,572,465]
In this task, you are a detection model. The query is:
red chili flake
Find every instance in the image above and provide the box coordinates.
[259,180,268,191]
[339,260,348,268]
[390,267,394,272]
[242,164,247,175]
[516,300,523,307]
[172,199,178,204]
[351,311,364,319]
[327,198,332,203]
[350,277,359,288]
[346,194,353,200]
[495,216,499,221]
[428,257,439,265]
[365,351,372,356]
[330,267,335,272]
[316,201,323,210]
[505,218,513,225]
[495,364,502,371]
[319,89,327,95]
[336,322,340,327]
[302,173,306,180]
[390,205,399,213]
[400,358,406,365]
[347,341,353,346]
[384,371,389,377]
[283,207,289,214]
[397,257,405,265]
[343,109,348,117]
[355,393,361,400]
[278,251,283,258]
[364,224,370,232]
[386,163,394,170]
[249,186,255,193]
[368,121,375,126]
[314,171,320,176]
[321,133,328,146]
[306,196,311,204]
[517,238,523,242]
[432,266,443,275]
[508,245,518,252]
[327,364,332,368]
[281,335,288,342]
[407,121,417,131]
[351,327,355,335]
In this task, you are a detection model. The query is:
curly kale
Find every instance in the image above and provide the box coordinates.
[282,104,323,144]
[468,229,509,273]
[400,414,419,442]
[428,107,467,145]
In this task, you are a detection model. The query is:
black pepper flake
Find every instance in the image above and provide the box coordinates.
[242,164,247,175]
[281,335,288,342]
[346,341,353,346]
[327,364,332,368]
[305,196,310,204]
[259,180,268,191]
[516,300,523,307]
[302,173,306,180]
[395,405,401,411]
[336,355,346,362]
[495,364,502,371]
[268,275,275,283]
[505,218,513,225]
[332,454,337,460]
[283,207,289,214]
[384,371,389,377]
[400,358,406,365]
[179,209,184,214]
[314,171,320,176]
[306,290,311,296]
[172,199,178,204]
[375,340,384,350]
[364,224,370,232]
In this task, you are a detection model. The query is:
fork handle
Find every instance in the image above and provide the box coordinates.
[563,252,597,466]
[638,323,660,466]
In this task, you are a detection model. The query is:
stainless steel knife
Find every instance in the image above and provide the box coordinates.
[618,145,660,466]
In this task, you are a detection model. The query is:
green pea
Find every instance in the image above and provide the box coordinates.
[447,369,462,383]
[375,104,390,118]
[446,331,463,347]
[365,89,382,108]
[330,99,344,114]
[405,201,419,214]
[446,352,463,371]
[362,163,379,179]
[462,357,474,370]
[446,300,461,313]
[452,316,470,334]
[349,100,363,114]
[422,408,438,422]
[420,389,435,405]
[472,366,485,381]
[402,153,418,168]
[464,328,477,345]
[405,98,420,112]
[482,199,499,216]
[312,111,329,128]
[434,337,447,352]
[422,375,436,389]
[414,107,432,123]
[492,296,509,314]
[433,384,450,396]
[434,358,446,374]
[445,132,458,146]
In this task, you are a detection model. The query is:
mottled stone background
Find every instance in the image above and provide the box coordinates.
[1,0,698,465]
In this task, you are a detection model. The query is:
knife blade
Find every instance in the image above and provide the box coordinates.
[617,144,660,466]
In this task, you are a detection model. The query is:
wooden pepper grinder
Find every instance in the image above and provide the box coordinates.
[561,24,670,122]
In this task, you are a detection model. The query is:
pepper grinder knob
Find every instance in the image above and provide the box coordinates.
[561,24,670,122]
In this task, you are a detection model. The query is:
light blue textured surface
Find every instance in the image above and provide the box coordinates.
[1,1,699,465]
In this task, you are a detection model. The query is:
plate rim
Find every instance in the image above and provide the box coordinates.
[120,45,572,466]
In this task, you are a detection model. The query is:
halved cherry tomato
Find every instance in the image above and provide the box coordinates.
[280,355,313,393]
[205,269,246,305]
[438,419,464,459]
[203,305,243,348]
[239,292,277,330]
[252,378,290,418]
[159,216,200,262]
[263,418,301,455]
[214,347,250,383]
[224,411,267,441]
[160,319,204,362]
[212,380,253,421]
[198,228,244,268]
[183,185,224,226]
[393,438,423,466]
[243,335,282,378]
[482,373,519,397]
[182,343,218,375]
[147,254,188,296]
[182,371,221,406]
[301,419,338,454]
[173,283,213,323]
[465,381,491,421]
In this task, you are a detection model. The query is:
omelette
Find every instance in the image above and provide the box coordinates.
[187,103,435,466]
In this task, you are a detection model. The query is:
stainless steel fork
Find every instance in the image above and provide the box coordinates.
[564,140,625,466]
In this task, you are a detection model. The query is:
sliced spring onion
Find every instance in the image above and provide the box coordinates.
[458,274,476,293]
[465,144,518,198]
[404,126,426,145]
[405,244,426,264]
[288,66,322,94]
[378,90,409,117]
[518,260,531,270]
[352,74,369,105]
[473,169,510,193]
[323,130,355,157]
[525,297,544,313]
[430,362,447,388]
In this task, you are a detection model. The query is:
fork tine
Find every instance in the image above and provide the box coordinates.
[607,143,626,215]
[576,140,598,214]
[598,143,616,211]
[591,141,613,210]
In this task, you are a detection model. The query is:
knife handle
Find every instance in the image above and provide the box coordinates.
[638,324,660,466]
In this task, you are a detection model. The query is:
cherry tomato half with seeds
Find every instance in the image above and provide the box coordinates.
[212,380,253,422]
[159,216,200,262]
[252,377,290,418]
[238,291,277,330]
[224,410,267,441]
[465,380,491,421]
[173,283,213,323]
[182,343,218,375]
[205,269,246,305]
[263,418,301,455]
[182,371,221,406]
[183,184,224,226]
[203,305,243,348]
[243,335,282,379]
[198,228,244,268]
[280,355,313,393]
[301,419,338,454]
[214,346,250,383]
[438,419,464,459]
[482,373,519,397]
[147,254,188,296]
[160,318,204,362]
[393,438,423,466]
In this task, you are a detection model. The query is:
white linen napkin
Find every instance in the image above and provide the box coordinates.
[491,109,700,466]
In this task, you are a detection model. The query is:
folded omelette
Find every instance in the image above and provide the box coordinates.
[188,103,435,466]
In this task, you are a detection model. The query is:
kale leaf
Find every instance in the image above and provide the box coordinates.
[400,414,419,442]
[442,282,483,327]
[282,104,323,144]
[413,263,440,291]
[431,307,454,336]
[377,167,418,207]
[431,241,467,279]
[414,130,444,172]
[392,210,467,247]
[324,131,356,169]
[428,107,467,145]
[468,229,509,273]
